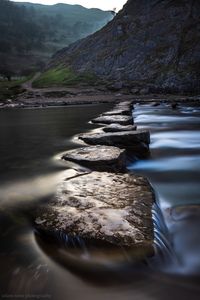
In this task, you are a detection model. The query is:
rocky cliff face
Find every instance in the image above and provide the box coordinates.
[49,0,200,94]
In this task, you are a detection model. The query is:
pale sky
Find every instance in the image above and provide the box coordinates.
[12,0,127,11]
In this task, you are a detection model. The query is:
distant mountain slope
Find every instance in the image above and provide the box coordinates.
[16,2,112,26]
[48,0,200,94]
[0,0,113,76]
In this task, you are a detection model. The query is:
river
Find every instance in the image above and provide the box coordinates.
[0,103,199,300]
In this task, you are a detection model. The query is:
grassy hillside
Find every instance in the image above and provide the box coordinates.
[32,65,97,88]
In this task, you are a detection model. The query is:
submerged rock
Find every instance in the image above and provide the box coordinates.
[103,124,137,133]
[92,115,133,126]
[62,145,126,172]
[35,171,154,249]
[79,130,150,148]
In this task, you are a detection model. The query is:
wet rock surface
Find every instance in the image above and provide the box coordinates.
[92,115,133,126]
[103,124,137,133]
[35,171,154,249]
[62,145,126,172]
[102,109,132,116]
[79,130,150,149]
[34,100,154,254]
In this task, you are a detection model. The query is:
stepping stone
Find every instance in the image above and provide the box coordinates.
[102,109,132,116]
[35,171,154,250]
[115,101,134,110]
[92,115,133,126]
[62,145,126,172]
[103,124,137,133]
[79,130,150,149]
[116,101,133,107]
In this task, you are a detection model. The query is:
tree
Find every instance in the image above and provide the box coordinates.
[110,8,117,16]
[0,65,15,81]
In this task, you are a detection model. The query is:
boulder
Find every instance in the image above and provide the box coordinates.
[103,124,137,133]
[131,88,140,95]
[35,171,154,249]
[92,115,133,126]
[62,145,126,172]
[79,130,150,148]
[109,81,123,91]
[139,88,150,95]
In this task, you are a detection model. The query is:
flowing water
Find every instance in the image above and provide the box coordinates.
[0,103,200,300]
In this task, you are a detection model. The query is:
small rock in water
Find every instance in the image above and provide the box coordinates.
[171,102,179,109]
[92,115,133,126]
[62,145,126,172]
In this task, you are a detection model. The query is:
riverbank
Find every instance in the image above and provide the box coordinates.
[1,89,200,109]
[0,74,199,109]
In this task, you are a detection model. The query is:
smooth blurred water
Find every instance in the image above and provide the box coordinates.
[0,103,200,300]
[129,103,200,277]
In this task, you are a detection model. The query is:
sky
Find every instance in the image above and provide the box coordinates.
[12,0,127,11]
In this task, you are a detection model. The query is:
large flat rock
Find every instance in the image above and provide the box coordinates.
[62,145,126,172]
[79,130,150,148]
[115,101,133,108]
[92,115,133,126]
[103,124,137,133]
[35,171,154,250]
[102,109,132,116]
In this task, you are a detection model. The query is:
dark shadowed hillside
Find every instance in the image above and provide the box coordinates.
[47,0,200,94]
[0,0,113,76]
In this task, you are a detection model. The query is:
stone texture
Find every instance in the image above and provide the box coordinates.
[62,145,126,172]
[103,124,137,133]
[48,0,200,94]
[102,109,132,116]
[92,115,133,125]
[35,171,154,249]
[79,130,150,148]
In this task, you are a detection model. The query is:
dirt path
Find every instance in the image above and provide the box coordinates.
[21,72,102,95]
[21,72,41,91]
[18,73,135,106]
